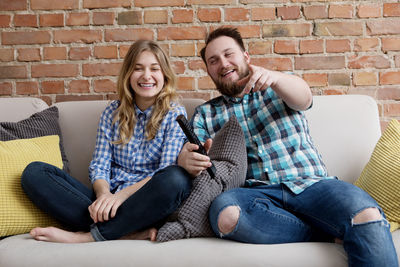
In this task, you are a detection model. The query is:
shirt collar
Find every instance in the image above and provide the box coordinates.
[134,104,153,119]
[222,92,251,104]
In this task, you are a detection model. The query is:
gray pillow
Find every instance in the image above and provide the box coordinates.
[0,106,69,173]
[157,115,247,242]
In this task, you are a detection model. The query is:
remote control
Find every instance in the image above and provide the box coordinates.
[176,114,216,178]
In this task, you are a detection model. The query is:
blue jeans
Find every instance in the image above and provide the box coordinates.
[209,179,398,267]
[21,161,192,241]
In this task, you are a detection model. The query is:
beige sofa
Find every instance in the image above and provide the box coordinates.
[0,95,399,267]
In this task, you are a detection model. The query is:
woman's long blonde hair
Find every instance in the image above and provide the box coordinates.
[114,40,178,145]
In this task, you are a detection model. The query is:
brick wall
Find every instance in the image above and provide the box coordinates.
[1,0,399,127]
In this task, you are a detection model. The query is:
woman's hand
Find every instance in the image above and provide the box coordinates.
[88,191,126,223]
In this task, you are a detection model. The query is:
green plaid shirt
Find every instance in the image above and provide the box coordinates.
[190,87,335,194]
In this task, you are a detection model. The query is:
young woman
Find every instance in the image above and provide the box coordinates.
[21,40,192,243]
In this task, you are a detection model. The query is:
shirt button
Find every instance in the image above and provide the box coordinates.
[258,149,263,154]
[264,167,269,172]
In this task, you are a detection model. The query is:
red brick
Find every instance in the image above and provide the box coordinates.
[277,6,301,20]
[144,10,168,24]
[158,26,206,40]
[17,48,41,62]
[249,41,273,55]
[118,11,142,25]
[188,0,232,4]
[315,22,363,36]
[198,76,215,90]
[326,39,351,53]
[31,0,78,10]
[303,73,327,87]
[94,46,118,59]
[0,0,27,10]
[378,87,400,101]
[14,14,38,27]
[274,40,298,54]
[16,81,39,95]
[94,79,117,92]
[380,72,400,85]
[188,59,206,72]
[295,56,345,70]
[251,7,275,21]
[43,47,67,60]
[251,58,292,71]
[0,49,14,62]
[299,40,323,54]
[93,12,115,25]
[54,30,102,44]
[32,64,79,78]
[135,0,184,7]
[172,9,193,23]
[119,45,130,58]
[303,5,327,19]
[171,43,195,57]
[235,25,260,38]
[177,77,195,91]
[328,73,350,86]
[172,61,185,74]
[348,55,390,69]
[82,63,122,76]
[0,82,12,95]
[263,23,312,37]
[2,31,51,45]
[382,38,400,52]
[353,72,377,86]
[198,8,221,22]
[83,0,130,8]
[67,13,90,26]
[40,14,64,27]
[357,3,381,18]
[367,19,400,35]
[329,5,353,18]
[105,28,153,42]
[69,47,91,60]
[384,3,400,17]
[0,15,11,27]
[69,80,90,93]
[0,65,27,78]
[354,38,379,52]
[225,8,249,21]
[41,80,64,94]
[323,89,346,95]
[383,103,400,117]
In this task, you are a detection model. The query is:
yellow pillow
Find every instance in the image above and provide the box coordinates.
[354,119,400,232]
[0,135,62,237]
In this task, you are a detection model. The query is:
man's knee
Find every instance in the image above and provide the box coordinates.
[217,206,240,234]
[352,207,382,225]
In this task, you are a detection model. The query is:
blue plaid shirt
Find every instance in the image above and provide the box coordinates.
[190,87,335,194]
[89,100,186,192]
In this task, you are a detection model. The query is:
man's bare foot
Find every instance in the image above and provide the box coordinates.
[120,228,157,241]
[30,227,94,243]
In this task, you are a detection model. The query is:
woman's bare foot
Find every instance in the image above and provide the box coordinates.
[120,228,157,241]
[30,227,94,243]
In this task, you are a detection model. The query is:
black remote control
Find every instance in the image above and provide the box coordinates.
[176,114,216,178]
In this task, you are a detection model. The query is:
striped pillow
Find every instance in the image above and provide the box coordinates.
[354,119,400,232]
[0,106,69,173]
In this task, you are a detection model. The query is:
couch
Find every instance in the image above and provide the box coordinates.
[0,95,399,267]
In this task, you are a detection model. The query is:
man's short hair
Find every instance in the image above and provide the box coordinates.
[200,27,245,65]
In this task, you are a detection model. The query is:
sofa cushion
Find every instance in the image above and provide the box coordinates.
[0,135,62,237]
[354,119,400,232]
[0,106,69,173]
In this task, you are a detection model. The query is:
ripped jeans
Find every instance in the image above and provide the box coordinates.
[209,179,398,267]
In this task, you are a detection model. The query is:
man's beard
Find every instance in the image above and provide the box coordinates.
[213,65,249,97]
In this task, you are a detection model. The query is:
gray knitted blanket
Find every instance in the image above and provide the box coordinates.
[157,116,247,242]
